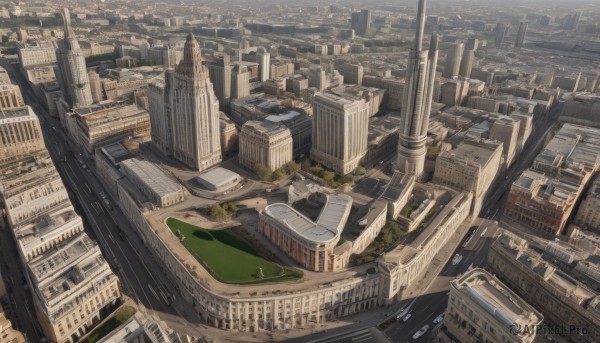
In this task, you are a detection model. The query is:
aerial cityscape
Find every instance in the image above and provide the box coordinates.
[1,0,600,342]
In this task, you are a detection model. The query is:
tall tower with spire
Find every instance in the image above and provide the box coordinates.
[56,8,93,108]
[396,0,438,178]
[164,33,222,171]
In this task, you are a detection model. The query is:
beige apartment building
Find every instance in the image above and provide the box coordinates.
[311,92,369,175]
[436,268,543,343]
[239,120,293,171]
[0,106,46,163]
[67,101,151,157]
[433,138,502,215]
[575,176,600,233]
[0,83,25,109]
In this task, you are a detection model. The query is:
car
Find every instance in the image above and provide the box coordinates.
[480,227,488,237]
[451,254,463,266]
[401,313,412,322]
[433,314,444,324]
[412,325,429,340]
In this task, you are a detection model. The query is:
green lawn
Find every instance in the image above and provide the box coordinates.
[166,218,302,284]
[81,306,136,343]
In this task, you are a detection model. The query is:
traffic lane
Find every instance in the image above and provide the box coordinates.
[385,291,448,342]
[60,152,173,313]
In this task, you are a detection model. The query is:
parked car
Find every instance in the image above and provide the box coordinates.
[401,313,412,322]
[433,314,444,324]
[412,325,430,340]
[452,254,463,266]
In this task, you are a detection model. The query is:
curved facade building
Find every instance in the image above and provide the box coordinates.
[258,194,352,272]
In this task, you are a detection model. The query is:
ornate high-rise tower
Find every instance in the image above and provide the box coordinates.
[56,8,93,108]
[396,0,439,177]
[165,33,222,171]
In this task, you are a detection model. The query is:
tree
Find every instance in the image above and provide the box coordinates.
[355,166,367,175]
[310,164,324,177]
[254,164,273,181]
[209,204,229,222]
[271,168,286,181]
[283,161,300,174]
[323,171,335,183]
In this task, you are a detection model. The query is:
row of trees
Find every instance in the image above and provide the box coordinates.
[348,221,406,267]
[201,201,239,222]
[254,161,301,182]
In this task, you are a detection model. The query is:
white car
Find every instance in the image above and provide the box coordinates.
[401,313,412,322]
[412,325,430,340]
[451,254,463,266]
[433,314,444,324]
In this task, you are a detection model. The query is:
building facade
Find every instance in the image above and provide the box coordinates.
[311,92,369,175]
[0,83,25,109]
[239,120,293,171]
[165,33,222,171]
[433,138,502,215]
[437,268,543,343]
[443,42,464,78]
[0,106,46,163]
[259,194,353,272]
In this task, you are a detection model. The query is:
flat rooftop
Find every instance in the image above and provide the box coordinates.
[0,105,36,121]
[454,268,542,329]
[121,158,183,198]
[196,167,240,189]
[263,194,352,244]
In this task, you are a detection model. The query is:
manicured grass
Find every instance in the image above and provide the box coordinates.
[166,218,303,284]
[81,306,136,343]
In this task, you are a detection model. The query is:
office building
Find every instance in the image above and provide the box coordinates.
[165,33,222,171]
[351,10,372,36]
[494,23,509,48]
[433,138,502,215]
[436,268,543,343]
[257,47,270,82]
[336,63,364,85]
[239,120,293,171]
[504,124,600,235]
[311,92,369,175]
[67,101,151,157]
[443,42,464,78]
[231,65,250,99]
[490,116,519,166]
[55,8,93,108]
[515,22,528,48]
[459,39,478,78]
[397,0,439,177]
[147,80,170,155]
[0,83,25,109]
[264,109,312,158]
[208,54,232,106]
[0,106,46,163]
[441,78,469,107]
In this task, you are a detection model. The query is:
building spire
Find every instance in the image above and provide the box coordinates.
[414,0,427,51]
[176,32,203,78]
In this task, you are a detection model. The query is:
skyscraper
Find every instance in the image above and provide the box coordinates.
[396,0,439,178]
[208,54,232,107]
[257,47,270,81]
[351,9,372,36]
[443,42,464,78]
[494,23,509,48]
[459,38,478,78]
[165,33,222,171]
[55,8,93,109]
[515,21,528,48]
